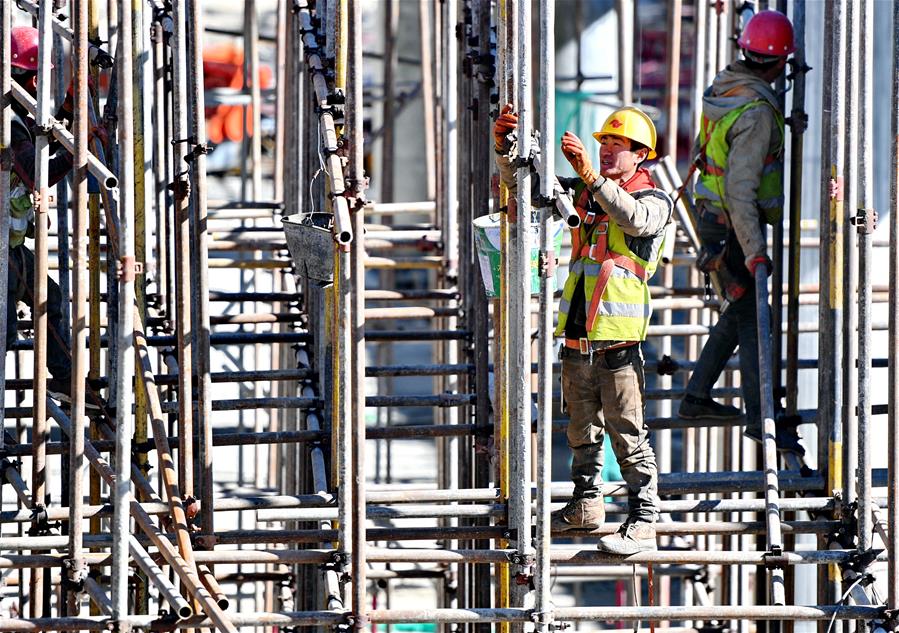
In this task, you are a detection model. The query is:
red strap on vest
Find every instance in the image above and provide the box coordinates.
[586,259,616,333]
[576,214,648,332]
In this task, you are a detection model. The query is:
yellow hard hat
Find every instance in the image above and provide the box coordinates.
[592,106,658,160]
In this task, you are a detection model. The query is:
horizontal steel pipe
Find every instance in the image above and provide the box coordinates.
[10,83,118,189]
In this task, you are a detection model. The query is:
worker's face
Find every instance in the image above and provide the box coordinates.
[597,134,648,181]
[13,72,39,97]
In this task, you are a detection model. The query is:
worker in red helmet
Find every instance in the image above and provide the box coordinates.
[7,25,104,408]
[678,10,802,453]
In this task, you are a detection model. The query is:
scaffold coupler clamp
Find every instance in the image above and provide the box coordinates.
[531,609,555,628]
[508,551,535,587]
[509,130,541,170]
[62,556,88,595]
[763,545,785,570]
[27,504,54,536]
[851,208,877,234]
[322,550,349,577]
[841,547,883,579]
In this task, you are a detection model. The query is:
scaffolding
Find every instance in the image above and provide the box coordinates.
[0,0,897,631]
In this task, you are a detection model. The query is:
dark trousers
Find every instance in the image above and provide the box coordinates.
[685,215,762,430]
[7,244,71,380]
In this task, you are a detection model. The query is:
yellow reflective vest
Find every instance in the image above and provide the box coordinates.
[555,183,670,342]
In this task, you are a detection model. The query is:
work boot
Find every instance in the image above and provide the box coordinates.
[744,425,805,455]
[678,395,742,420]
[550,496,605,532]
[597,520,657,555]
[47,377,103,411]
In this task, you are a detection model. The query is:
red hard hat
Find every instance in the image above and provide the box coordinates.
[737,10,795,58]
[11,26,40,71]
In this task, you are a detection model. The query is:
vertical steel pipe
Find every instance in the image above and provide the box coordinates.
[785,0,807,416]
[419,0,436,201]
[690,0,707,142]
[245,0,262,198]
[888,0,899,613]
[112,0,137,620]
[66,0,90,616]
[347,0,367,624]
[30,0,54,616]
[841,0,860,509]
[381,0,398,203]
[273,0,287,204]
[0,0,11,443]
[817,3,847,621]
[855,0,874,554]
[534,0,554,630]
[509,0,534,612]
[170,0,194,497]
[754,267,785,606]
[444,0,459,280]
[818,0,845,534]
[663,0,681,161]
[186,0,214,535]
[616,0,633,104]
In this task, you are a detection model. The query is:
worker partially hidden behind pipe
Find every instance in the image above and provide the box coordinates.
[493,104,673,555]
[677,10,804,456]
[7,25,105,410]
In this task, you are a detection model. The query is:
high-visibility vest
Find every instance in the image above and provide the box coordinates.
[555,183,671,342]
[8,114,36,249]
[694,100,785,225]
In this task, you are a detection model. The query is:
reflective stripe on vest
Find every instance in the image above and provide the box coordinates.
[554,184,669,342]
[695,100,785,224]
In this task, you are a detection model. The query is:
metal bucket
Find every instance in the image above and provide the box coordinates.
[282,213,335,283]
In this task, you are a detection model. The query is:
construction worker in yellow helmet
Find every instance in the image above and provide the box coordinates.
[493,104,673,555]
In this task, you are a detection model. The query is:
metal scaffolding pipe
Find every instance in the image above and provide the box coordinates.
[508,0,534,607]
[535,0,554,629]
[0,0,10,445]
[29,0,54,615]
[9,83,119,189]
[889,0,899,612]
[856,0,874,555]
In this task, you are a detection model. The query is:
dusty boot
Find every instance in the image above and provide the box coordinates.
[551,496,605,532]
[597,520,657,555]
[678,394,742,420]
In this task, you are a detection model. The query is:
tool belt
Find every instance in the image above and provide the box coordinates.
[563,338,635,355]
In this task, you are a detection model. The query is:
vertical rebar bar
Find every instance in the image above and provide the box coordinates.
[888,0,899,613]
[186,0,214,535]
[113,0,137,621]
[509,0,533,614]
[66,0,90,616]
[534,0,553,630]
[30,0,54,616]
[855,0,874,555]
